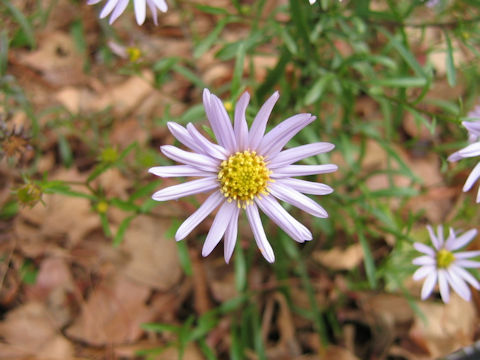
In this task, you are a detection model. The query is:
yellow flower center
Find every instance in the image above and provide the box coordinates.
[436,249,455,269]
[126,47,141,62]
[218,150,271,208]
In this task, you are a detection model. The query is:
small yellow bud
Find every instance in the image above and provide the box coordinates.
[16,183,42,207]
[96,201,109,214]
[126,47,142,62]
[224,101,233,112]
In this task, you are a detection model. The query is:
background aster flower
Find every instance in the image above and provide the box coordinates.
[448,107,480,202]
[149,89,337,263]
[87,0,167,25]
[413,225,480,303]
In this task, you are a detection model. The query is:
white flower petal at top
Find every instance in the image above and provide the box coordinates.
[149,89,337,263]
[87,0,167,25]
[412,225,480,303]
[448,105,480,203]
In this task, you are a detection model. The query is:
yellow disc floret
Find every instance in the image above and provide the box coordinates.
[218,150,272,208]
[436,249,455,269]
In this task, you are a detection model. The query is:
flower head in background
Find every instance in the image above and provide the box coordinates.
[88,0,167,25]
[413,225,480,303]
[426,0,440,8]
[448,106,480,202]
[149,89,337,263]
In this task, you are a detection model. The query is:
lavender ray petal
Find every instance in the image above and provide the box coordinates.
[446,228,477,251]
[202,201,237,257]
[246,203,275,263]
[256,195,312,243]
[412,255,435,266]
[152,177,218,201]
[234,92,250,151]
[186,123,228,160]
[269,183,328,218]
[271,164,338,178]
[167,122,205,155]
[259,114,316,157]
[463,162,480,192]
[212,95,237,153]
[109,0,129,23]
[268,142,335,169]
[203,89,226,149]
[134,0,146,24]
[87,0,102,5]
[454,250,480,259]
[224,206,240,264]
[99,0,120,18]
[446,269,472,301]
[151,0,167,11]
[426,225,440,250]
[463,120,480,138]
[421,271,437,300]
[148,165,213,178]
[275,178,333,195]
[436,225,445,248]
[438,269,450,303]
[447,151,463,162]
[413,242,436,257]
[161,145,219,172]
[450,265,480,289]
[146,0,158,26]
[413,265,435,281]
[454,259,480,268]
[249,91,279,149]
[175,191,224,241]
[459,142,480,158]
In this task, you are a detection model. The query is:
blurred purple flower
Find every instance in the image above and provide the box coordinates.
[426,0,440,7]
[87,0,167,25]
[149,89,337,263]
[448,106,480,202]
[413,225,480,303]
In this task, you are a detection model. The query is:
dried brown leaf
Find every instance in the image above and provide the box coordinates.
[66,275,152,346]
[120,215,182,291]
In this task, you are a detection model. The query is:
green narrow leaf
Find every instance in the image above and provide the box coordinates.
[279,26,298,55]
[194,18,229,59]
[234,239,246,292]
[57,133,73,168]
[305,73,334,105]
[444,30,456,86]
[70,19,89,71]
[172,64,208,90]
[370,77,427,88]
[231,42,246,96]
[99,212,112,237]
[113,215,135,247]
[195,4,229,15]
[142,323,181,333]
[358,229,377,289]
[0,31,8,76]
[87,163,111,183]
[379,28,426,78]
[198,339,217,360]
[256,50,290,101]
[4,0,36,48]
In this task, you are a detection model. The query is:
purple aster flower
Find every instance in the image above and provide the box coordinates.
[149,89,337,263]
[448,106,480,202]
[426,0,440,8]
[413,225,480,303]
[87,0,167,25]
